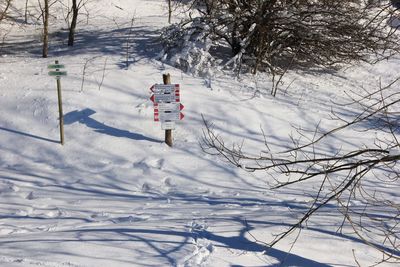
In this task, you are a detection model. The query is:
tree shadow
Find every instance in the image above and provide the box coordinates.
[0,126,59,144]
[194,220,333,267]
[0,225,331,266]
[64,108,160,143]
[1,166,396,266]
[0,25,162,68]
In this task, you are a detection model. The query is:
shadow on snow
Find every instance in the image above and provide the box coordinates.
[0,126,59,144]
[64,108,160,143]
[0,25,162,70]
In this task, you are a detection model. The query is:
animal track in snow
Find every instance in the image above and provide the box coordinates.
[181,243,214,267]
[0,256,83,267]
[179,221,214,267]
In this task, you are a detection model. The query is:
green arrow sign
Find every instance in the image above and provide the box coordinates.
[48,71,67,77]
[48,64,65,69]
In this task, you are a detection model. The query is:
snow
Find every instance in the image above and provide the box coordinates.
[0,0,399,266]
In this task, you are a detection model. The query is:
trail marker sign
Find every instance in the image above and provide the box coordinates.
[150,84,180,104]
[150,81,184,133]
[48,63,67,78]
[153,103,184,123]
[48,64,65,69]
[156,103,184,112]
[158,111,184,121]
[150,93,180,104]
[150,84,179,94]
[48,71,67,77]
[48,60,66,145]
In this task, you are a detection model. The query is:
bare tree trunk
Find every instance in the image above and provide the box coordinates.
[231,21,241,56]
[25,0,29,23]
[42,0,49,58]
[68,0,78,46]
[168,0,172,23]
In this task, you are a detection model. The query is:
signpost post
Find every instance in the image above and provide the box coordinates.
[149,74,184,147]
[163,74,173,147]
[48,60,67,145]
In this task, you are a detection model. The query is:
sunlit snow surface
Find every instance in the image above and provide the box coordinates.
[0,1,399,266]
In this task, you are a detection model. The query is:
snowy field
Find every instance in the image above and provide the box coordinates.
[0,0,399,266]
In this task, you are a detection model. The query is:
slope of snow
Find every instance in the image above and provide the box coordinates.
[0,1,399,266]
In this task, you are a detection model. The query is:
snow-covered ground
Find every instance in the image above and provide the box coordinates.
[0,0,399,266]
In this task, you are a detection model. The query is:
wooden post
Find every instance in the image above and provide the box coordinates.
[55,60,65,145]
[163,73,173,147]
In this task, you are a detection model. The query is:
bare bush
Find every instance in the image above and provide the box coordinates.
[201,77,400,264]
[163,1,400,78]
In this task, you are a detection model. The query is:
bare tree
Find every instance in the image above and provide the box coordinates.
[38,0,49,58]
[201,77,400,264]
[67,0,89,46]
[162,1,400,88]
[68,0,78,46]
[0,0,13,21]
[168,0,172,23]
[24,0,29,23]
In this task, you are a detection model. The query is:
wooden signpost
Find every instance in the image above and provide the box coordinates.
[48,60,67,145]
[150,74,184,147]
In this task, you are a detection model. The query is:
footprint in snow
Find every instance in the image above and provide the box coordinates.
[90,212,110,220]
[44,209,63,218]
[147,158,164,169]
[15,207,34,216]
[0,228,14,235]
[0,181,19,194]
[164,177,176,187]
[25,191,36,200]
[133,158,164,174]
[141,182,153,193]
[180,241,214,267]
[111,215,149,224]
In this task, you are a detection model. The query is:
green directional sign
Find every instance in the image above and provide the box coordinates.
[48,64,65,69]
[48,71,67,77]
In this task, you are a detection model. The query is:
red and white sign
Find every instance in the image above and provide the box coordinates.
[158,112,184,121]
[154,105,184,122]
[150,84,184,124]
[150,84,179,94]
[150,92,180,104]
[154,103,184,112]
[150,84,180,104]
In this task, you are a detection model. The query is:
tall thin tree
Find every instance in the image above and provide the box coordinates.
[39,0,49,58]
[168,0,172,23]
[68,0,78,46]
[24,0,29,23]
